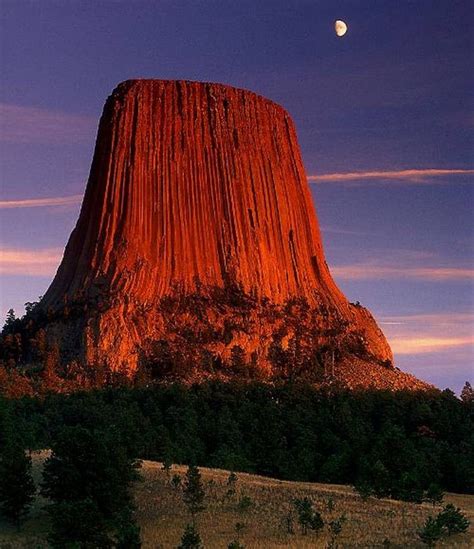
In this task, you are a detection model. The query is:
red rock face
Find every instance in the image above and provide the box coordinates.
[45,80,346,308]
[41,80,394,377]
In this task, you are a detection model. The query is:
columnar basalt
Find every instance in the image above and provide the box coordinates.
[38,80,396,380]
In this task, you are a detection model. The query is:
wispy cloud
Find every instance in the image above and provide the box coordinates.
[0,247,62,276]
[320,226,367,236]
[308,168,474,185]
[379,312,474,356]
[0,103,96,144]
[381,312,474,325]
[0,195,83,209]
[331,262,474,281]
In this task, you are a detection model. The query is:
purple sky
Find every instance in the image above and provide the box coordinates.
[1,0,473,392]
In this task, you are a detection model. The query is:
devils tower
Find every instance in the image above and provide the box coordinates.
[32,79,426,389]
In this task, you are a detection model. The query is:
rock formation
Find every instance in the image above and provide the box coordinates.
[33,79,407,386]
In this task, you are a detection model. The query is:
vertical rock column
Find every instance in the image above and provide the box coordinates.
[40,80,392,371]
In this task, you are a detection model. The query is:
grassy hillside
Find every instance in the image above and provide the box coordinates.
[0,452,472,548]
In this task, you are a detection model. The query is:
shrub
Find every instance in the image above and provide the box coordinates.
[326,496,335,512]
[228,541,245,549]
[354,482,373,501]
[162,457,172,478]
[418,505,470,546]
[436,504,469,535]
[293,497,324,535]
[418,516,443,547]
[237,495,253,513]
[171,474,182,490]
[329,513,346,536]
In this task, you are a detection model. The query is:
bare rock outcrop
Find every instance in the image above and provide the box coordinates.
[37,80,399,383]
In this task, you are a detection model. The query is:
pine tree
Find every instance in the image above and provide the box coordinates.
[0,397,35,529]
[418,516,443,547]
[436,504,470,535]
[183,465,206,520]
[3,309,16,333]
[162,456,172,481]
[460,381,473,403]
[178,523,203,549]
[115,506,142,548]
[226,471,238,499]
[171,474,182,490]
[424,483,444,506]
[0,443,36,528]
[47,499,112,548]
[41,426,140,546]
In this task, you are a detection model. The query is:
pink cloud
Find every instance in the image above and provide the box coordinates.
[390,336,474,355]
[0,103,96,144]
[0,195,83,209]
[0,247,62,276]
[379,312,474,356]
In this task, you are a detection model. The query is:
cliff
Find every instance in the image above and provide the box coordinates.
[35,80,400,383]
[44,80,349,308]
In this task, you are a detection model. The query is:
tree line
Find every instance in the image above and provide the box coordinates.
[2,382,473,497]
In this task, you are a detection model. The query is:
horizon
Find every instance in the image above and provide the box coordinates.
[1,0,472,392]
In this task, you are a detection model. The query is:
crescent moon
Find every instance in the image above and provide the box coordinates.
[335,20,348,37]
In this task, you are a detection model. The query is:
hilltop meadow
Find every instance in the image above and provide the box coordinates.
[0,453,472,548]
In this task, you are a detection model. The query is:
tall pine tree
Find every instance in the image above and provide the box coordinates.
[41,425,141,547]
[183,465,206,522]
[0,396,36,529]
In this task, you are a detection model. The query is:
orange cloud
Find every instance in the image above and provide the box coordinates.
[308,168,474,184]
[0,247,62,276]
[0,195,83,209]
[331,264,474,281]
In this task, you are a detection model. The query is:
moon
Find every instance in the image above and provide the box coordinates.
[335,20,348,37]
